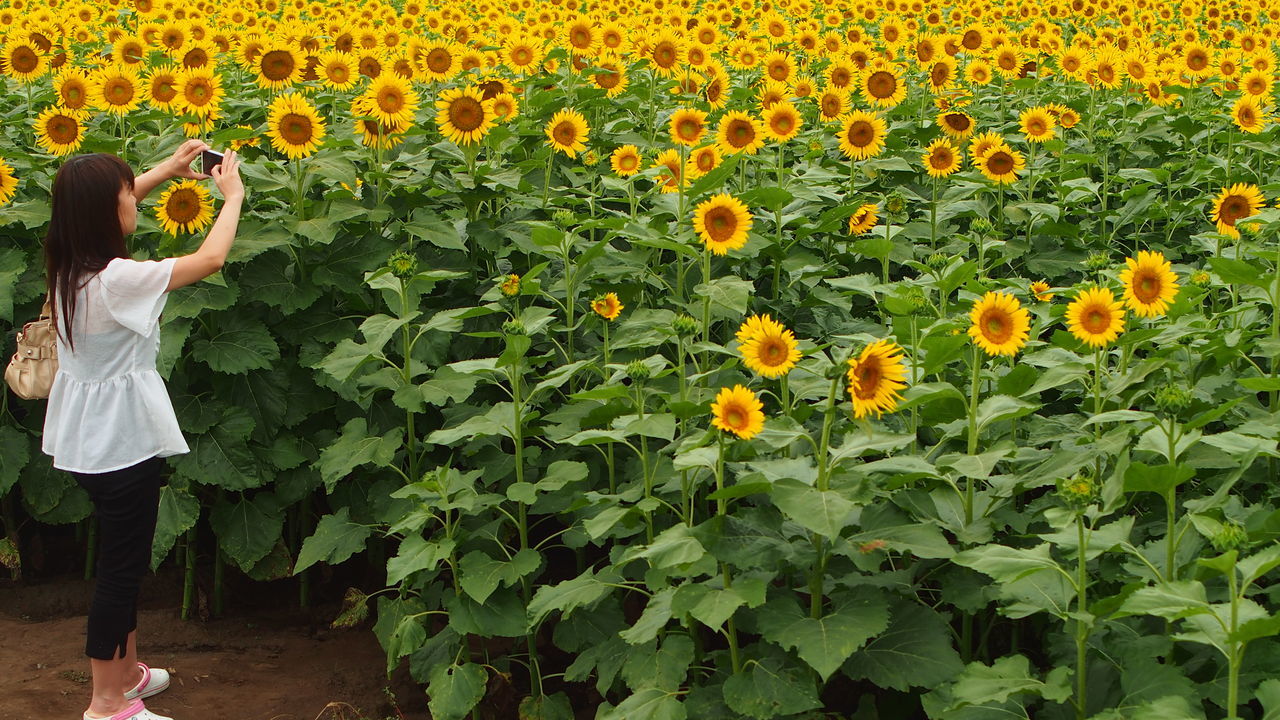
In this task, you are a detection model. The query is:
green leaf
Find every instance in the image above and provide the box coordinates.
[619,587,675,645]
[427,663,487,720]
[446,588,528,638]
[771,478,856,538]
[948,655,1053,707]
[386,535,455,585]
[293,507,372,574]
[599,688,686,720]
[1237,377,1280,392]
[209,493,284,571]
[846,604,964,690]
[316,418,402,492]
[722,661,821,719]
[953,543,1063,584]
[0,426,30,495]
[173,407,263,490]
[693,276,753,318]
[190,315,280,374]
[623,524,707,569]
[459,548,541,604]
[1124,462,1194,496]
[150,485,200,570]
[1209,257,1267,288]
[757,588,890,680]
[419,366,480,406]
[528,566,621,626]
[1115,581,1211,621]
[975,395,1039,432]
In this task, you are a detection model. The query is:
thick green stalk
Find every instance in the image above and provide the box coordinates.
[1165,416,1180,582]
[810,371,842,618]
[965,346,982,526]
[510,358,543,697]
[1075,513,1089,720]
[181,526,196,620]
[1228,570,1241,719]
[714,434,742,673]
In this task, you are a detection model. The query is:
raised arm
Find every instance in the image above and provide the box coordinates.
[132,139,211,202]
[167,150,245,292]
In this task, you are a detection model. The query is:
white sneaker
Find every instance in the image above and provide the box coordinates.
[123,663,171,701]
[83,699,174,720]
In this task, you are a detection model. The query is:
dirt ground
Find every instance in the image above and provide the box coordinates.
[0,570,424,720]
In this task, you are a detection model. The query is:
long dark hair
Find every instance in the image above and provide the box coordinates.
[43,154,134,353]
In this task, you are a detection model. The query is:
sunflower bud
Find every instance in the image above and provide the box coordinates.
[904,286,929,315]
[500,274,521,296]
[1057,472,1097,509]
[1211,520,1249,553]
[583,150,599,165]
[553,209,574,227]
[673,314,699,337]
[1152,383,1193,415]
[885,190,907,217]
[1084,251,1111,271]
[386,250,418,279]
[502,319,527,336]
[971,217,994,235]
[1190,270,1211,287]
[926,252,950,269]
[626,360,651,382]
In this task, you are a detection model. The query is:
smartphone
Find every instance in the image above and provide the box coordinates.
[201,149,224,175]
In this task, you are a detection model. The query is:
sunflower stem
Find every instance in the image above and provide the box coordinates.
[965,344,982,527]
[808,369,843,619]
[930,176,938,249]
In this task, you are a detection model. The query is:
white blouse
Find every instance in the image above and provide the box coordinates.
[42,256,190,474]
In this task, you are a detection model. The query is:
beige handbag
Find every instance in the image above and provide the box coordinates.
[5,296,59,400]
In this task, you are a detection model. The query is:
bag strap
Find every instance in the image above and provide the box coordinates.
[39,293,53,321]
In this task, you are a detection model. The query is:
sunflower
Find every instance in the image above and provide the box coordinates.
[966,59,994,85]
[1066,286,1125,347]
[816,87,850,122]
[33,107,85,156]
[710,385,765,440]
[1232,95,1267,134]
[693,193,753,255]
[435,86,495,146]
[861,62,907,107]
[686,145,721,178]
[352,96,408,150]
[610,145,642,176]
[669,107,707,146]
[1241,69,1271,98]
[1119,250,1179,318]
[175,41,214,70]
[172,67,222,118]
[254,43,304,90]
[837,110,887,160]
[267,93,326,159]
[54,67,92,110]
[1019,106,1056,143]
[737,314,774,344]
[591,292,623,321]
[647,28,685,76]
[155,179,213,235]
[361,73,418,127]
[319,51,357,90]
[740,316,802,378]
[0,158,17,206]
[703,67,729,109]
[846,339,908,419]
[591,59,629,97]
[968,291,1031,357]
[1030,281,1054,302]
[490,93,519,121]
[3,41,46,82]
[762,50,795,84]
[91,64,143,115]
[563,17,600,57]
[925,57,958,93]
[715,110,766,155]
[417,40,462,82]
[975,143,1025,185]
[651,149,686,193]
[762,101,802,142]
[848,203,879,234]
[502,34,544,75]
[111,35,146,66]
[1211,183,1265,238]
[937,110,976,139]
[545,108,590,157]
[922,139,961,177]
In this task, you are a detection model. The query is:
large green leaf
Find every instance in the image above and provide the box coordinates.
[316,418,402,492]
[722,660,821,719]
[770,478,857,538]
[427,663,487,720]
[386,534,455,585]
[190,315,280,374]
[150,485,200,570]
[0,426,29,495]
[173,407,264,490]
[209,493,284,572]
[293,507,372,574]
[845,604,964,691]
[756,588,890,680]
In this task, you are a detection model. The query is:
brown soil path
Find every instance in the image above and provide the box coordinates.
[0,573,422,720]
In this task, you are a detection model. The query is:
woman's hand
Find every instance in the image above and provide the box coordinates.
[162,139,212,180]
[210,149,245,202]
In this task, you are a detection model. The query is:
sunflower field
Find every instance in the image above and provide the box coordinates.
[7,0,1280,716]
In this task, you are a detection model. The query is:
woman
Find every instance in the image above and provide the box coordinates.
[41,141,244,720]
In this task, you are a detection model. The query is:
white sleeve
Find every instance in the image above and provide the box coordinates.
[98,257,178,335]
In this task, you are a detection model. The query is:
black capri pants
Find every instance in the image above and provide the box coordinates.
[70,454,165,661]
